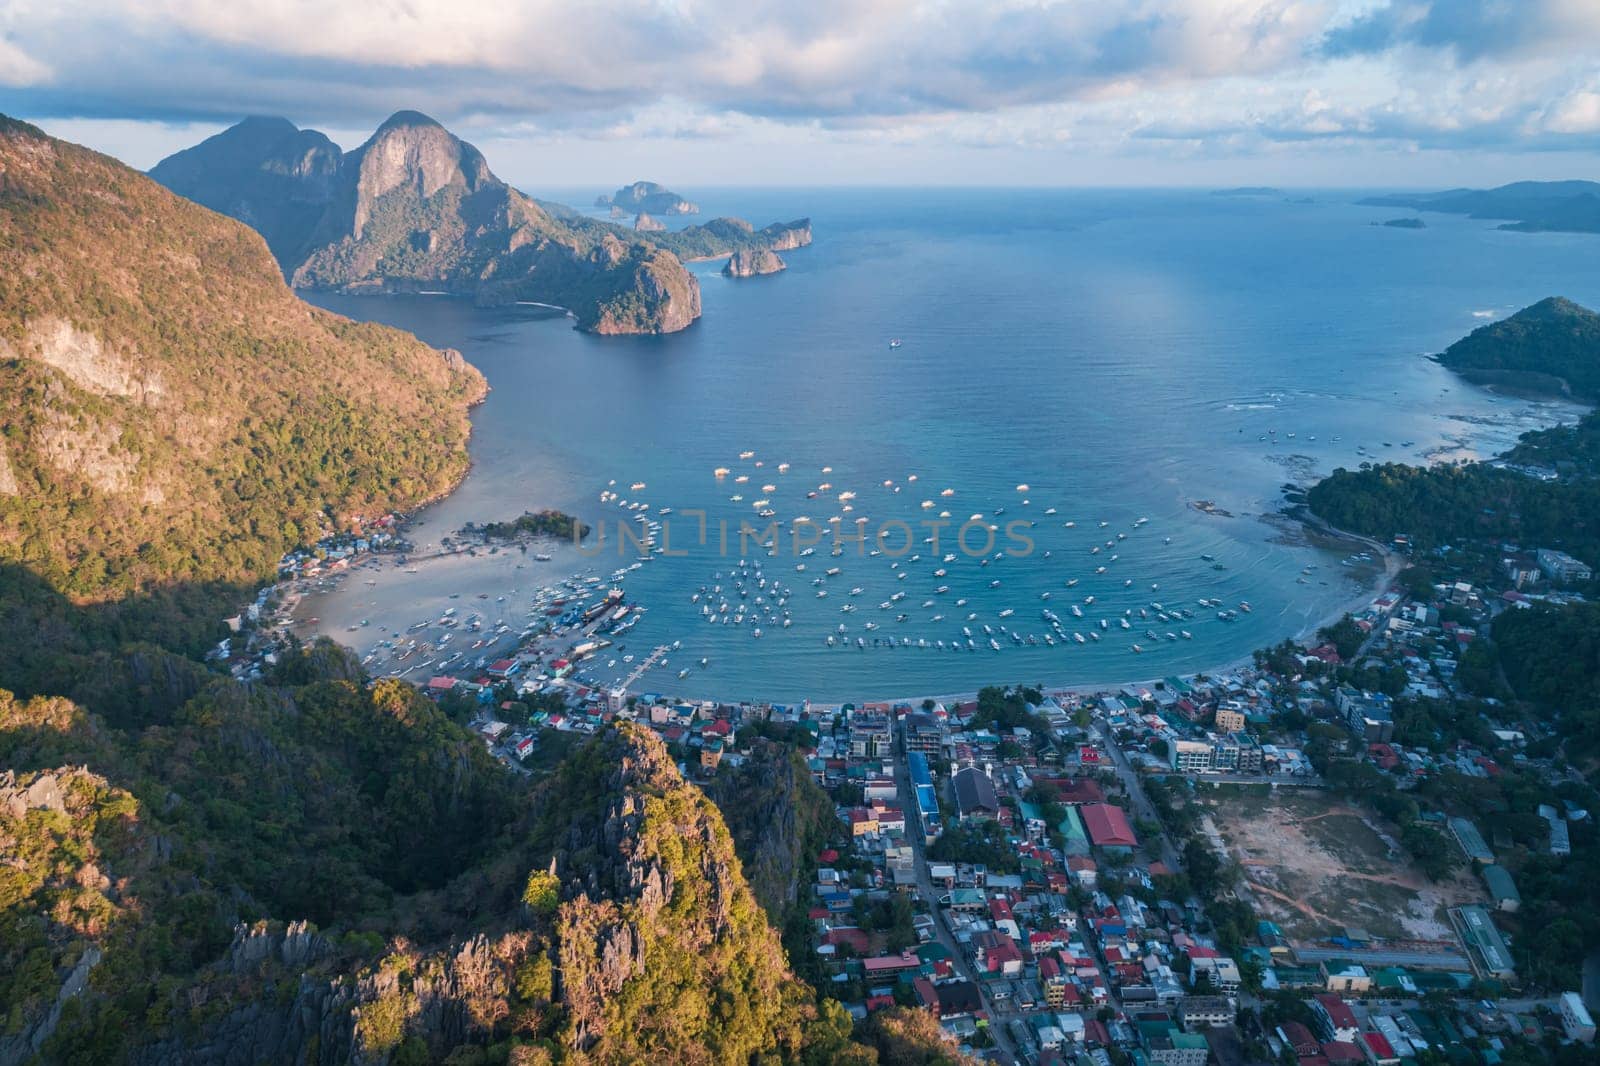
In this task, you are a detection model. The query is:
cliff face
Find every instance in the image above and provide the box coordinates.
[703,740,834,919]
[151,113,705,335]
[153,116,810,335]
[724,248,786,277]
[0,115,485,618]
[1,706,822,1065]
[598,180,699,215]
[147,115,341,264]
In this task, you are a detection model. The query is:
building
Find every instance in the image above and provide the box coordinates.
[1537,548,1592,584]
[1215,707,1247,733]
[1178,997,1235,1030]
[700,738,724,771]
[953,765,1000,821]
[1452,905,1516,980]
[902,711,944,756]
[973,929,1024,975]
[1481,865,1521,913]
[1278,1022,1321,1059]
[1540,804,1572,856]
[1190,955,1241,995]
[849,715,893,759]
[908,751,941,843]
[1141,1022,1210,1066]
[1337,688,1395,744]
[1313,994,1359,1043]
[1320,961,1371,993]
[1560,992,1596,1044]
[1448,817,1494,864]
[1214,733,1263,774]
[1082,803,1138,850]
[1170,740,1214,772]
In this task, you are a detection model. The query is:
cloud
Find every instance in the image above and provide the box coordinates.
[0,0,1597,166]
[1319,0,1600,63]
[0,35,50,86]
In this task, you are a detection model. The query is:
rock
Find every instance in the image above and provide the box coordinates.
[150,114,704,336]
[606,180,699,215]
[722,248,786,278]
[633,212,667,232]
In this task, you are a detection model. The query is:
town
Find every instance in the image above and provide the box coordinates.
[205,509,1600,1066]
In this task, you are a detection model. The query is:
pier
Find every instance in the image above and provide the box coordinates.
[620,644,670,691]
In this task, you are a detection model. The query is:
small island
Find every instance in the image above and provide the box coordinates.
[470,509,590,542]
[1376,217,1426,229]
[633,212,667,232]
[1434,296,1600,402]
[722,248,786,278]
[1360,180,1600,234]
[596,180,699,215]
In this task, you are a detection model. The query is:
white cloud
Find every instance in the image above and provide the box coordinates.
[1,0,1599,176]
[0,35,49,86]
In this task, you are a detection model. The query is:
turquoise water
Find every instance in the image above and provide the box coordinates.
[303,188,1594,701]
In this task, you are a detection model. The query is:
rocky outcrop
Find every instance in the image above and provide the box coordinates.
[597,180,699,215]
[148,115,341,265]
[153,116,814,335]
[723,247,786,277]
[151,113,705,336]
[761,218,813,251]
[704,740,835,919]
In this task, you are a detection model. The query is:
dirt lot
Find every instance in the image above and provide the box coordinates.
[1202,788,1486,941]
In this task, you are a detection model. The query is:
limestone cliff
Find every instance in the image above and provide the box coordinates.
[153,115,813,336]
[723,248,786,277]
[0,711,825,1065]
[597,180,699,215]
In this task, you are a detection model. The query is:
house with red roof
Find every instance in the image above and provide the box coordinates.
[1362,1032,1400,1065]
[1313,994,1359,1043]
[973,930,1024,975]
[862,951,922,977]
[1082,803,1138,850]
[823,926,871,955]
[1278,1022,1321,1058]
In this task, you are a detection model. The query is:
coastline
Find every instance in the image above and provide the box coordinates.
[801,510,1400,709]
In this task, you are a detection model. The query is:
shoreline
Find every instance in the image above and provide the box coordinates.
[288,474,1402,708]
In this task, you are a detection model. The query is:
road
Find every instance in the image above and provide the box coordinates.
[1093,720,1182,872]
[894,751,1021,1065]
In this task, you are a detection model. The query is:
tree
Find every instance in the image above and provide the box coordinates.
[1401,824,1458,882]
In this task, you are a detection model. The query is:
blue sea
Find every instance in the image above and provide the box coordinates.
[301,187,1595,702]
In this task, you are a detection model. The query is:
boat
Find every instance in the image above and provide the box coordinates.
[888,338,903,349]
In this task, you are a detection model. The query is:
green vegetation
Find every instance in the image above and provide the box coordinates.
[1306,416,1600,566]
[475,510,590,542]
[927,820,1020,874]
[1492,601,1600,760]
[0,114,485,698]
[0,116,868,1063]
[856,1007,979,1065]
[970,684,1047,737]
[1435,297,1600,401]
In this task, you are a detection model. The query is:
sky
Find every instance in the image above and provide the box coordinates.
[2,0,1599,188]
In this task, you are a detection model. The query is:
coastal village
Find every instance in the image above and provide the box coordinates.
[206,507,1600,1066]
